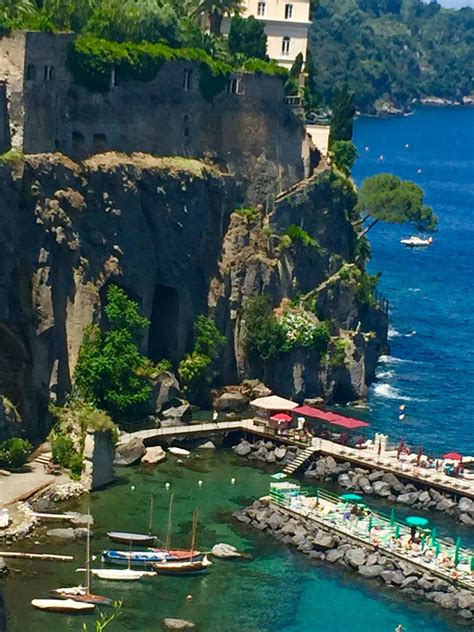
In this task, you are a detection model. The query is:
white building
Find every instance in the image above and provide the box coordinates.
[223,0,312,70]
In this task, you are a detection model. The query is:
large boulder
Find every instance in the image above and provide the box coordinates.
[114,436,146,466]
[381,472,404,492]
[312,532,335,551]
[162,619,195,630]
[211,543,241,558]
[358,564,384,579]
[148,372,181,414]
[162,403,191,421]
[274,446,287,460]
[458,497,473,514]
[214,392,249,413]
[326,549,344,564]
[234,440,252,457]
[372,480,391,497]
[141,446,167,465]
[46,528,76,539]
[240,379,271,400]
[345,548,366,568]
[196,441,216,450]
[396,492,419,505]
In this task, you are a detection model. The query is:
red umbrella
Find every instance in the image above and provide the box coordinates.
[271,413,292,423]
[443,452,462,461]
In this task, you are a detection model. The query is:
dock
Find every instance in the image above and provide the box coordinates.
[129,419,474,500]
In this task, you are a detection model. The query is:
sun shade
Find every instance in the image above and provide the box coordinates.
[270,413,292,422]
[293,406,370,429]
[251,396,299,411]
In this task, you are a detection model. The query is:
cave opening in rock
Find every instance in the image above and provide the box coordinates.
[148,284,180,365]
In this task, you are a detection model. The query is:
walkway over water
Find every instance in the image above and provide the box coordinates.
[129,420,474,501]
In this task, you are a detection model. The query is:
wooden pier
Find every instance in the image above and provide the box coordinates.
[128,419,474,500]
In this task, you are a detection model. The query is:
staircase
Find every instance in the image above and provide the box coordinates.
[283,446,318,476]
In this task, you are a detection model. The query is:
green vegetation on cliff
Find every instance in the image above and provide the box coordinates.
[0,437,31,470]
[310,0,473,113]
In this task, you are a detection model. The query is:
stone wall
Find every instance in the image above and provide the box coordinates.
[81,431,115,491]
[0,32,307,204]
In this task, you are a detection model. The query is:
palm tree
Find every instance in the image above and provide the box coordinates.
[194,0,243,36]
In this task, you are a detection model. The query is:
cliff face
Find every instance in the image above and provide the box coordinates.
[0,154,387,439]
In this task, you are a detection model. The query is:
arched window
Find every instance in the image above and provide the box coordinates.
[257,2,266,15]
[282,37,291,56]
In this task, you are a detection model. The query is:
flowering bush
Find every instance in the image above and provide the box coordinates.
[279,311,330,352]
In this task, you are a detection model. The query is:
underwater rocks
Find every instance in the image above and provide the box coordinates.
[236,500,474,620]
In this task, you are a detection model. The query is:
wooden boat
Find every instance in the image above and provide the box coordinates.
[31,598,95,613]
[89,568,156,581]
[102,548,200,566]
[107,531,156,547]
[53,509,112,606]
[107,496,157,547]
[153,555,212,576]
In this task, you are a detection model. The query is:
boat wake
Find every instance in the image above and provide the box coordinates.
[373,383,426,402]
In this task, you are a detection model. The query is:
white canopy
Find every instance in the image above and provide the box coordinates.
[250,395,299,411]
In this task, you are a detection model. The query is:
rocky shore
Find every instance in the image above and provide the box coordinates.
[232,439,474,526]
[235,499,474,621]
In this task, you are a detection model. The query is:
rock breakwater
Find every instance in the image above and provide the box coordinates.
[235,499,474,621]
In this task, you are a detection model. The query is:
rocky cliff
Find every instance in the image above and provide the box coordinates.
[0,153,387,440]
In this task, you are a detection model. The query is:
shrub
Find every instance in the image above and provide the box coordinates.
[242,58,287,78]
[325,338,349,367]
[284,225,317,248]
[331,140,357,176]
[243,296,286,361]
[228,16,267,60]
[0,438,32,470]
[234,207,261,223]
[279,312,330,352]
[51,433,77,468]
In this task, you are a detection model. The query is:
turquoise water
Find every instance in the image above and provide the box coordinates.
[353,107,474,456]
[2,107,474,631]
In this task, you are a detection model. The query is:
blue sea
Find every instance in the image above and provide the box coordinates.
[353,106,474,457]
[4,107,473,632]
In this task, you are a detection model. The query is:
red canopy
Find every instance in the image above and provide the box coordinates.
[293,406,370,430]
[270,413,292,423]
[443,452,462,461]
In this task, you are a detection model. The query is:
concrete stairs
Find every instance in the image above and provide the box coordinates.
[283,446,317,475]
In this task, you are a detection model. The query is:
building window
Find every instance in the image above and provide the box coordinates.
[257,2,266,16]
[228,77,245,95]
[183,69,193,91]
[282,37,291,56]
[26,64,36,81]
[43,65,54,81]
[285,4,293,19]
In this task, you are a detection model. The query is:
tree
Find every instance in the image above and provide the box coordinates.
[74,285,152,421]
[285,52,303,95]
[330,140,357,175]
[195,0,243,35]
[228,15,266,59]
[329,83,356,146]
[357,173,438,235]
[303,49,320,115]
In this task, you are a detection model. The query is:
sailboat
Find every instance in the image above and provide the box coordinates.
[152,512,211,576]
[53,511,113,606]
[91,535,157,581]
[107,495,157,546]
[31,598,95,613]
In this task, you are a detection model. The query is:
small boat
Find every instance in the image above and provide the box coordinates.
[89,568,156,581]
[31,598,95,613]
[168,447,190,457]
[50,586,112,607]
[153,555,212,576]
[102,548,200,566]
[107,531,156,547]
[400,236,433,247]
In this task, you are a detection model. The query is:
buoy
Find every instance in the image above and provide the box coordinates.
[130,485,136,491]
[398,404,406,412]
[230,478,236,485]
[405,143,410,149]
[399,414,405,421]
[165,482,170,490]
[198,480,203,487]
[365,146,369,152]
[186,594,193,601]
[379,155,384,161]
[417,168,422,174]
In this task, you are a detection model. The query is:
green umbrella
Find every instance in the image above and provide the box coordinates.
[435,541,440,557]
[340,493,363,502]
[430,526,437,545]
[420,535,426,551]
[368,515,373,532]
[271,472,287,480]
[406,516,429,528]
[454,537,461,567]
[470,556,474,572]
[389,508,396,527]
[394,524,401,539]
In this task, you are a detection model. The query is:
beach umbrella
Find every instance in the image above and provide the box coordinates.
[406,516,429,528]
[470,556,474,572]
[454,537,461,566]
[340,493,363,502]
[430,526,437,545]
[394,524,401,539]
[443,452,462,461]
[390,508,396,527]
[368,515,373,532]
[271,472,287,480]
[420,535,426,551]
[435,541,440,558]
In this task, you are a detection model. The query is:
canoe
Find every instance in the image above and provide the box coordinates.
[168,447,191,457]
[31,598,95,613]
[50,587,113,606]
[152,555,212,576]
[107,531,156,546]
[90,568,156,581]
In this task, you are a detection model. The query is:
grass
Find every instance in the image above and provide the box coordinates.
[0,149,24,165]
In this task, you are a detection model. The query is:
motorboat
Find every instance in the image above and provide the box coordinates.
[152,555,212,576]
[31,598,95,613]
[88,568,156,581]
[400,236,433,247]
[107,531,156,547]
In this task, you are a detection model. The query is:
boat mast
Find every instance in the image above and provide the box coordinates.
[85,509,91,594]
[165,493,174,552]
[190,511,198,562]
[148,495,154,536]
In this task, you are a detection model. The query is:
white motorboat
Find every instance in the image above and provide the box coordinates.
[400,236,433,247]
[31,598,95,613]
[88,568,156,581]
